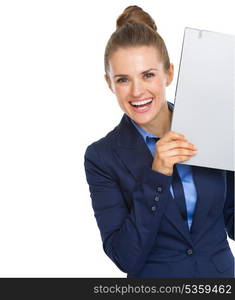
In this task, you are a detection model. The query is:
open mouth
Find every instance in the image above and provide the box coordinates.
[129,98,153,112]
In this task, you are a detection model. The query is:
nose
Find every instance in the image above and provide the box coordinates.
[131,79,145,98]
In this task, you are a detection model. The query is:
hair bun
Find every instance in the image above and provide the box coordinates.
[116,5,157,32]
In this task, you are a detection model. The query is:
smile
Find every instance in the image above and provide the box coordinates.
[129,98,153,107]
[129,97,153,113]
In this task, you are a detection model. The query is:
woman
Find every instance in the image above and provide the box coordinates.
[84,5,234,277]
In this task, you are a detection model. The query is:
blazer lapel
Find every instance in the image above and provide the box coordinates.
[164,194,192,244]
[114,114,192,244]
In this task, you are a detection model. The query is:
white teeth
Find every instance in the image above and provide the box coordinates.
[130,99,153,106]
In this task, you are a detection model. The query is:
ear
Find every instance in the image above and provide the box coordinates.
[105,74,115,94]
[166,63,174,86]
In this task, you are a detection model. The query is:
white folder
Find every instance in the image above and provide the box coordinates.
[171,27,235,171]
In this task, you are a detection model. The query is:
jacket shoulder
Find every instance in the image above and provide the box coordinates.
[85,123,120,158]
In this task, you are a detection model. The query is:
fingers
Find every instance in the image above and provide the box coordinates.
[172,155,195,165]
[157,131,197,152]
[157,140,197,152]
[159,131,187,143]
[156,130,198,165]
[151,130,198,175]
[160,148,197,158]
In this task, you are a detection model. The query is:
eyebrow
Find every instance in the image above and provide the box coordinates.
[113,68,159,78]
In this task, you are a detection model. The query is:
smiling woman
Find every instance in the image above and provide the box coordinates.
[84,5,234,278]
[105,46,173,136]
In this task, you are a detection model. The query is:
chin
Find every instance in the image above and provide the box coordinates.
[131,114,155,126]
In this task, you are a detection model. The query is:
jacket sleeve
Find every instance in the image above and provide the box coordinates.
[223,170,234,240]
[84,144,172,274]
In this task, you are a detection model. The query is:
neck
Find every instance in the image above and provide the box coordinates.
[140,102,172,137]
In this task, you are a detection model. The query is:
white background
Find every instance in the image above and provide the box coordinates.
[0,0,234,277]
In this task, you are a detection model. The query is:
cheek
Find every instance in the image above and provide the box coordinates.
[115,85,129,100]
[150,80,166,96]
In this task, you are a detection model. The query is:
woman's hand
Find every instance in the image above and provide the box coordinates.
[152,131,197,176]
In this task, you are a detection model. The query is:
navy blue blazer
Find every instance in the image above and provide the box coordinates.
[84,104,234,278]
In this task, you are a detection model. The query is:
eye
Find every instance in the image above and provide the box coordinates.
[116,77,128,83]
[143,72,155,79]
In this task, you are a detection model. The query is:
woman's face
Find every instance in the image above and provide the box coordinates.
[106,46,174,126]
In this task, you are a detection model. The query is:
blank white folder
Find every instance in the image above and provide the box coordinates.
[171,28,235,171]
